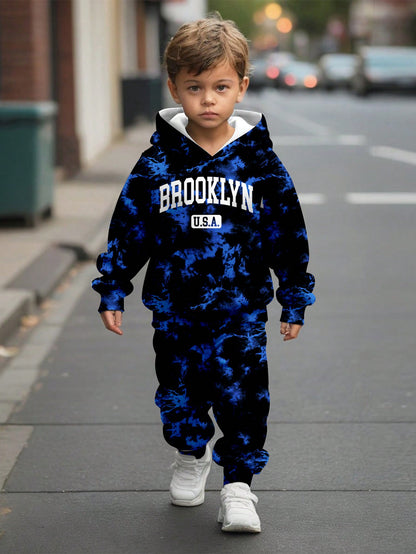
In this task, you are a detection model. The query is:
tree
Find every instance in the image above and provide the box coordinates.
[284,0,352,36]
[207,0,264,38]
[207,0,353,39]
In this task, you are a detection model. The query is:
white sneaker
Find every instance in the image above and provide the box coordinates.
[169,444,211,506]
[218,482,261,533]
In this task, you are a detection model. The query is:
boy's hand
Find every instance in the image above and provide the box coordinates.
[280,322,302,342]
[100,311,123,335]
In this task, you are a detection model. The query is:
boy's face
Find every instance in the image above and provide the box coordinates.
[168,61,249,137]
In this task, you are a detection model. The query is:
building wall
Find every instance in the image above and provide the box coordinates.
[0,0,51,100]
[0,0,165,173]
[146,2,164,74]
[350,0,415,46]
[120,0,138,75]
[72,0,122,166]
[162,0,207,31]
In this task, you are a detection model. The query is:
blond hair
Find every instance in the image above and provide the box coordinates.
[164,13,250,82]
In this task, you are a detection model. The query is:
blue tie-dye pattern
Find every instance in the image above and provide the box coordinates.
[217,357,234,379]
[224,382,244,405]
[238,433,251,446]
[93,109,315,319]
[167,422,182,438]
[153,316,270,476]
[257,389,270,402]
[93,111,315,473]
[146,156,170,178]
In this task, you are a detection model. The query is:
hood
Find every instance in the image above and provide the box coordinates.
[151,108,266,157]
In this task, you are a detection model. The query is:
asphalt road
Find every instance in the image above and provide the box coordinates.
[1,90,415,553]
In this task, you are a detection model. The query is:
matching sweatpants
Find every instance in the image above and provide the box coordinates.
[152,312,270,483]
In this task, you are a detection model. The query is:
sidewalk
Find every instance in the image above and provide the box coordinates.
[0,121,154,347]
[1,107,416,552]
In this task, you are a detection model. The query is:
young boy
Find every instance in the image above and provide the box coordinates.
[92,14,315,533]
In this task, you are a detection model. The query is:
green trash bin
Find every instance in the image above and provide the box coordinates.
[0,101,57,226]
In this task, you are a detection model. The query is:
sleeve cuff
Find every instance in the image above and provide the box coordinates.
[98,295,125,313]
[280,306,306,325]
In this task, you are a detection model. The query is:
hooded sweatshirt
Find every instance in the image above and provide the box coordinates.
[92,108,315,324]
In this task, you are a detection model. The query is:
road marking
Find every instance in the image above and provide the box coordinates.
[276,113,331,136]
[259,90,332,135]
[346,193,416,204]
[337,135,367,146]
[273,135,367,146]
[298,193,327,204]
[370,146,416,166]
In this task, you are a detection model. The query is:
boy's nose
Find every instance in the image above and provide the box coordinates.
[202,92,215,105]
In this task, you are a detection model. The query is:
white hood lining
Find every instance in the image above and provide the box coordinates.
[159,108,262,153]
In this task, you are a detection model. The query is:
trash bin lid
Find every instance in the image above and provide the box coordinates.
[0,101,57,121]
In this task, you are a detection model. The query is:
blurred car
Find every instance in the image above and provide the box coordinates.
[279,61,319,91]
[249,56,281,89]
[352,46,416,96]
[318,53,358,90]
[268,51,296,73]
[249,51,297,90]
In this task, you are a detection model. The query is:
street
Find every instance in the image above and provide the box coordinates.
[1,90,416,553]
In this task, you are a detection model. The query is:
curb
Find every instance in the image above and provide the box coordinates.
[0,263,98,488]
[8,245,78,304]
[0,290,35,345]
[0,223,107,345]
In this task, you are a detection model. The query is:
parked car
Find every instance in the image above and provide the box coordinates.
[352,46,416,96]
[268,51,296,74]
[249,51,297,89]
[318,53,358,90]
[279,61,319,91]
[249,56,281,89]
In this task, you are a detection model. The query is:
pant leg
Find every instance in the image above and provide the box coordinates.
[211,318,270,479]
[153,317,216,452]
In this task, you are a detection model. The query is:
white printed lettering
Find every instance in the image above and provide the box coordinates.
[220,178,231,206]
[207,176,219,204]
[159,176,253,214]
[195,176,206,204]
[241,183,253,212]
[183,177,194,206]
[160,184,170,213]
[191,215,222,229]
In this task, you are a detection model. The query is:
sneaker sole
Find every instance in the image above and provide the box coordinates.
[221,522,261,533]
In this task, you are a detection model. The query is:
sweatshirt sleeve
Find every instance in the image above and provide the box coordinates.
[91,169,152,312]
[261,154,315,324]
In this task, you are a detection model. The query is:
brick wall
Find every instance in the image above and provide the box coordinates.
[54,0,80,175]
[0,0,52,100]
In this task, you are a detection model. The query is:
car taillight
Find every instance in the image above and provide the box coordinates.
[284,74,296,86]
[304,75,318,88]
[266,66,280,79]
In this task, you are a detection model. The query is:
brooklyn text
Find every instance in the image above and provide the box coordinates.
[159,176,253,214]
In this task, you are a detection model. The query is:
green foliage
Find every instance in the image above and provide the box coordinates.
[207,0,352,38]
[207,0,264,38]
[283,0,352,36]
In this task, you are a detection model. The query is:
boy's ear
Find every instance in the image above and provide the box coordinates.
[167,78,181,104]
[236,76,249,103]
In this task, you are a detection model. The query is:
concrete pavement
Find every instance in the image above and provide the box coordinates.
[0,121,153,423]
[1,95,416,553]
[0,121,153,342]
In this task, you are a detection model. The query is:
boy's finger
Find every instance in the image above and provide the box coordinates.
[100,312,123,335]
[281,322,302,341]
[114,311,123,327]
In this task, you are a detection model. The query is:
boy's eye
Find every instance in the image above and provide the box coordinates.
[188,86,200,92]
[217,85,228,91]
